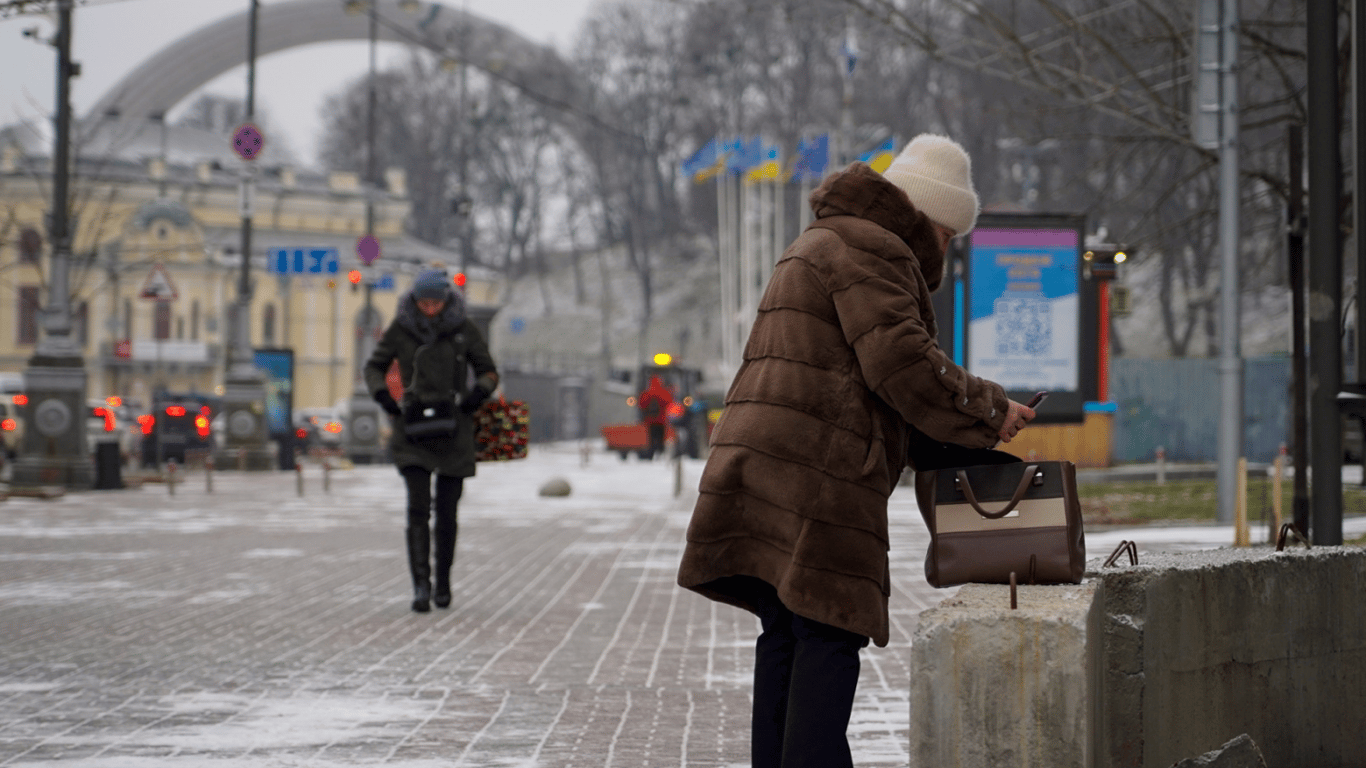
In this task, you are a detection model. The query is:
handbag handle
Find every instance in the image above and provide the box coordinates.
[954,464,1041,519]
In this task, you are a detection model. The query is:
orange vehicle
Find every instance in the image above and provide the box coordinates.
[601,422,674,461]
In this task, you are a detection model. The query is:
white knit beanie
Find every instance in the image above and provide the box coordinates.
[880,133,980,236]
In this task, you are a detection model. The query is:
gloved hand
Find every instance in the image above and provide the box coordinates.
[373,389,402,416]
[461,385,490,414]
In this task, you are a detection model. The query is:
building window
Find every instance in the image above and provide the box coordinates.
[191,300,200,341]
[17,286,39,345]
[75,301,88,347]
[154,301,171,340]
[263,303,276,346]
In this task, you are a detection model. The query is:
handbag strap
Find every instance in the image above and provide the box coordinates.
[954,464,1041,519]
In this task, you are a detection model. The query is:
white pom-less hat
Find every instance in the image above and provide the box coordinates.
[880,134,980,236]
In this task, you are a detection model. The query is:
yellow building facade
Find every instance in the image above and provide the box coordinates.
[0,122,498,418]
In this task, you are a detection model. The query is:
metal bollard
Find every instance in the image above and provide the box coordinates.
[1234,456,1249,546]
[673,455,683,498]
[166,460,177,496]
[322,460,331,494]
[205,455,214,494]
[1272,444,1285,535]
[237,448,246,471]
[1155,446,1166,485]
[296,461,304,497]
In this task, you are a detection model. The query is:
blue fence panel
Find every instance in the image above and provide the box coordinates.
[1110,356,1290,463]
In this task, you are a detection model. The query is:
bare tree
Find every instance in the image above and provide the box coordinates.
[839,0,1315,356]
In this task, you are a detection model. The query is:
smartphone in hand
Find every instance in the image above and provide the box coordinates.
[1026,391,1049,408]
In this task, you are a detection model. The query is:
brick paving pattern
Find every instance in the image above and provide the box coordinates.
[0,443,954,767]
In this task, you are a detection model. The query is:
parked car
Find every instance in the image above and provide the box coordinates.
[0,374,27,460]
[87,399,125,450]
[293,407,344,451]
[141,397,215,466]
[0,397,24,460]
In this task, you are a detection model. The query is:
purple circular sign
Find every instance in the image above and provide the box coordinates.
[232,123,265,160]
[356,235,381,265]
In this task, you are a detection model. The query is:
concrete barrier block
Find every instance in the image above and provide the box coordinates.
[909,581,1098,768]
[1096,546,1366,768]
[910,546,1365,768]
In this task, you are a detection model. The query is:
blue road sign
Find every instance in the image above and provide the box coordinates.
[268,247,340,275]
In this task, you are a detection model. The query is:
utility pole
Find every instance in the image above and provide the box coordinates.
[1307,0,1344,544]
[14,0,92,489]
[1195,0,1242,525]
[215,0,274,471]
[344,0,385,464]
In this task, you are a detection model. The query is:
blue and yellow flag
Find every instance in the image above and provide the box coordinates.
[681,138,727,183]
[791,134,829,181]
[859,137,896,173]
[727,136,763,177]
[746,143,781,183]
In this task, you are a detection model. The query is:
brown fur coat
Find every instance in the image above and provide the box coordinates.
[676,163,1010,646]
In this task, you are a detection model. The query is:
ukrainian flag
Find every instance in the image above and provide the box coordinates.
[746,143,781,183]
[860,136,896,173]
[790,134,829,181]
[727,137,763,177]
[681,138,726,183]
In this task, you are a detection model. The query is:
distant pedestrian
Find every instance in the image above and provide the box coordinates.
[677,134,1036,767]
[638,375,674,460]
[365,269,499,613]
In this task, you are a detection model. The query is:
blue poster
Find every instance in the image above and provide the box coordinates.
[253,348,294,438]
[967,229,1080,392]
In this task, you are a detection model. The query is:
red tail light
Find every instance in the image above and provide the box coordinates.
[1,418,15,431]
[137,414,155,435]
[195,415,210,438]
[296,428,308,440]
[165,405,187,417]
[12,394,27,406]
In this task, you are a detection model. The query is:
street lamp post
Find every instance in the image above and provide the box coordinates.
[344,0,386,463]
[14,0,93,490]
[215,0,275,471]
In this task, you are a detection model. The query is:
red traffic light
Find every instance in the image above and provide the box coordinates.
[453,272,467,287]
[348,270,363,285]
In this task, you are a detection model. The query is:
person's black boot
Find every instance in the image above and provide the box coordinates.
[406,525,432,613]
[433,575,451,609]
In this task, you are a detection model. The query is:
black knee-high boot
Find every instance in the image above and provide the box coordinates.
[432,475,464,609]
[406,523,431,613]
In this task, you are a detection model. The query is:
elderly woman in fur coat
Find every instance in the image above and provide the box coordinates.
[365,270,498,614]
[677,134,1036,768]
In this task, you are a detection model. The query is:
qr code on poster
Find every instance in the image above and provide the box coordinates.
[995,297,1051,357]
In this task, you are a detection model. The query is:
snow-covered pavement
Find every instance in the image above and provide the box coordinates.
[0,441,1357,767]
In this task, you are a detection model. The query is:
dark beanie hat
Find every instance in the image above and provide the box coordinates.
[411,269,451,301]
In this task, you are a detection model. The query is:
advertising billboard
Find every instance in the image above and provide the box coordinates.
[964,214,1094,423]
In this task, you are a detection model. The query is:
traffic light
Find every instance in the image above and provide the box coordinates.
[453,272,467,288]
[348,269,363,292]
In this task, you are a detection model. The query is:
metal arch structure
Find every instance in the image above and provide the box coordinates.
[87,0,591,134]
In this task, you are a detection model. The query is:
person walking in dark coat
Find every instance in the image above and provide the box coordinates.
[364,269,499,613]
[678,134,1037,767]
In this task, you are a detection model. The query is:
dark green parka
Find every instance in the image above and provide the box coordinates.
[363,286,498,477]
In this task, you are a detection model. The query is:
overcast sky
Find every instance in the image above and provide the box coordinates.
[0,0,601,167]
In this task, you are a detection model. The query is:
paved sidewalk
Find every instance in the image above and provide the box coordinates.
[0,444,953,767]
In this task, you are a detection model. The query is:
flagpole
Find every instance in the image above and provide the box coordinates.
[770,175,783,285]
[717,161,735,373]
[739,177,755,348]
